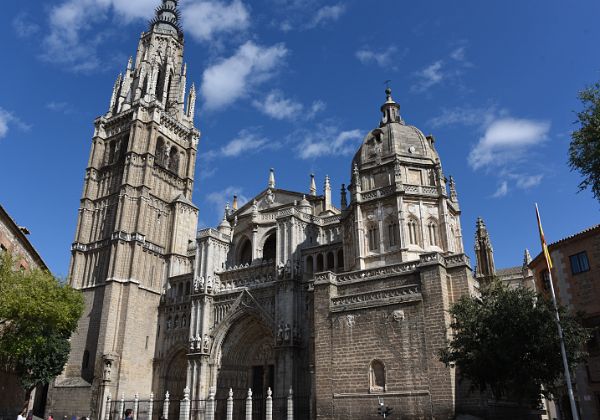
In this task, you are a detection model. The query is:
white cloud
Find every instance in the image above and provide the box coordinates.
[220,130,270,157]
[205,186,248,215]
[450,46,466,62]
[253,91,303,120]
[13,13,40,38]
[516,174,543,189]
[182,0,249,42]
[296,127,362,159]
[201,41,288,110]
[492,181,508,198]
[0,108,30,139]
[252,91,325,120]
[309,4,345,28]
[41,0,250,71]
[468,118,551,170]
[412,61,444,92]
[428,105,503,129]
[355,46,399,68]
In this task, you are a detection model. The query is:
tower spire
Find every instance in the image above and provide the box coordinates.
[379,87,402,126]
[268,168,275,189]
[324,175,332,211]
[150,0,182,36]
[340,184,347,210]
[309,174,316,196]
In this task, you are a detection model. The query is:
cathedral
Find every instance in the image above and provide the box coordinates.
[46,1,486,419]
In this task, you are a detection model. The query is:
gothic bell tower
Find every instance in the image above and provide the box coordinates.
[48,1,200,417]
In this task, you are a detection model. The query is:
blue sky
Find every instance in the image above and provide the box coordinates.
[0,0,598,277]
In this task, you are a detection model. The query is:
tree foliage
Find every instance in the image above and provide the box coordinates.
[0,252,84,391]
[570,81,600,201]
[440,280,589,408]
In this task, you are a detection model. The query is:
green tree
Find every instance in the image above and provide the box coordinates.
[440,280,589,408]
[570,81,600,201]
[0,252,84,392]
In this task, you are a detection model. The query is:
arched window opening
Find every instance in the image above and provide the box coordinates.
[185,281,191,295]
[306,256,314,274]
[263,233,276,261]
[82,350,90,370]
[177,283,183,296]
[408,219,420,246]
[165,72,173,103]
[428,221,438,247]
[106,141,116,165]
[155,138,165,167]
[326,252,335,270]
[337,249,344,270]
[368,225,379,251]
[388,222,399,247]
[169,146,179,174]
[156,69,164,101]
[238,238,252,265]
[316,254,324,272]
[174,315,179,328]
[369,360,385,392]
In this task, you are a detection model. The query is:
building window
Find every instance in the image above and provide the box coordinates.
[388,222,399,247]
[407,219,420,246]
[540,269,551,291]
[368,226,379,251]
[369,360,385,392]
[570,251,590,274]
[428,221,438,247]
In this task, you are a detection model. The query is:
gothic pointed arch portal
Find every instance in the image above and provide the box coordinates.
[164,349,187,419]
[215,313,275,419]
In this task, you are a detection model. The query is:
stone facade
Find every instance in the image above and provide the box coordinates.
[48,2,498,419]
[531,224,600,420]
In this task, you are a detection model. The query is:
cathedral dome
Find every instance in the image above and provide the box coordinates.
[352,89,438,169]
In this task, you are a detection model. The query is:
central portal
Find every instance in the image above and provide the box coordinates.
[215,314,275,419]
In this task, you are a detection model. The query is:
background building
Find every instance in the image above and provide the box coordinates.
[0,205,49,420]
[531,224,600,420]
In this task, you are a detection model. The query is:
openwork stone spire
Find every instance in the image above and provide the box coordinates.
[474,217,496,281]
[150,0,182,36]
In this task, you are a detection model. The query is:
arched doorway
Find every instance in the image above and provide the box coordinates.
[262,232,276,261]
[216,314,274,419]
[163,350,187,420]
[237,237,252,265]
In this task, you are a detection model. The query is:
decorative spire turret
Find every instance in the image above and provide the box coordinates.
[232,195,238,211]
[149,0,182,37]
[379,87,402,127]
[324,175,332,211]
[474,217,496,282]
[268,168,275,189]
[340,184,347,210]
[309,174,316,196]
[449,176,458,202]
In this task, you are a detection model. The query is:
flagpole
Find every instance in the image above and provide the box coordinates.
[535,203,579,420]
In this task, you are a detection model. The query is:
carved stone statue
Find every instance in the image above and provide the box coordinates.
[284,323,291,342]
[202,334,211,353]
[277,323,284,344]
[103,360,112,381]
[265,188,275,206]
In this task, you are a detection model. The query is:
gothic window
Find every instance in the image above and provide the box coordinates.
[316,254,324,272]
[306,256,314,274]
[428,220,439,247]
[238,237,252,265]
[174,315,179,328]
[262,233,276,261]
[326,252,335,270]
[407,218,420,246]
[155,138,165,167]
[369,360,385,392]
[106,141,116,165]
[388,221,399,247]
[169,146,179,174]
[185,281,191,295]
[367,225,379,251]
[337,249,344,271]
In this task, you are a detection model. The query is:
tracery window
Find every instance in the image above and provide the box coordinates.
[369,360,385,392]
[428,220,439,247]
[388,222,399,247]
[368,225,379,251]
[407,218,420,246]
[155,138,165,166]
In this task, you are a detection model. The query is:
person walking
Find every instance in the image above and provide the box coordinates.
[124,409,133,420]
[17,408,27,420]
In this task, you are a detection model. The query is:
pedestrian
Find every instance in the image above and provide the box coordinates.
[124,409,133,420]
[48,414,54,420]
[26,411,33,420]
[17,408,27,420]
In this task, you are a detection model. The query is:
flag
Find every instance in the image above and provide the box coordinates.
[535,203,553,269]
